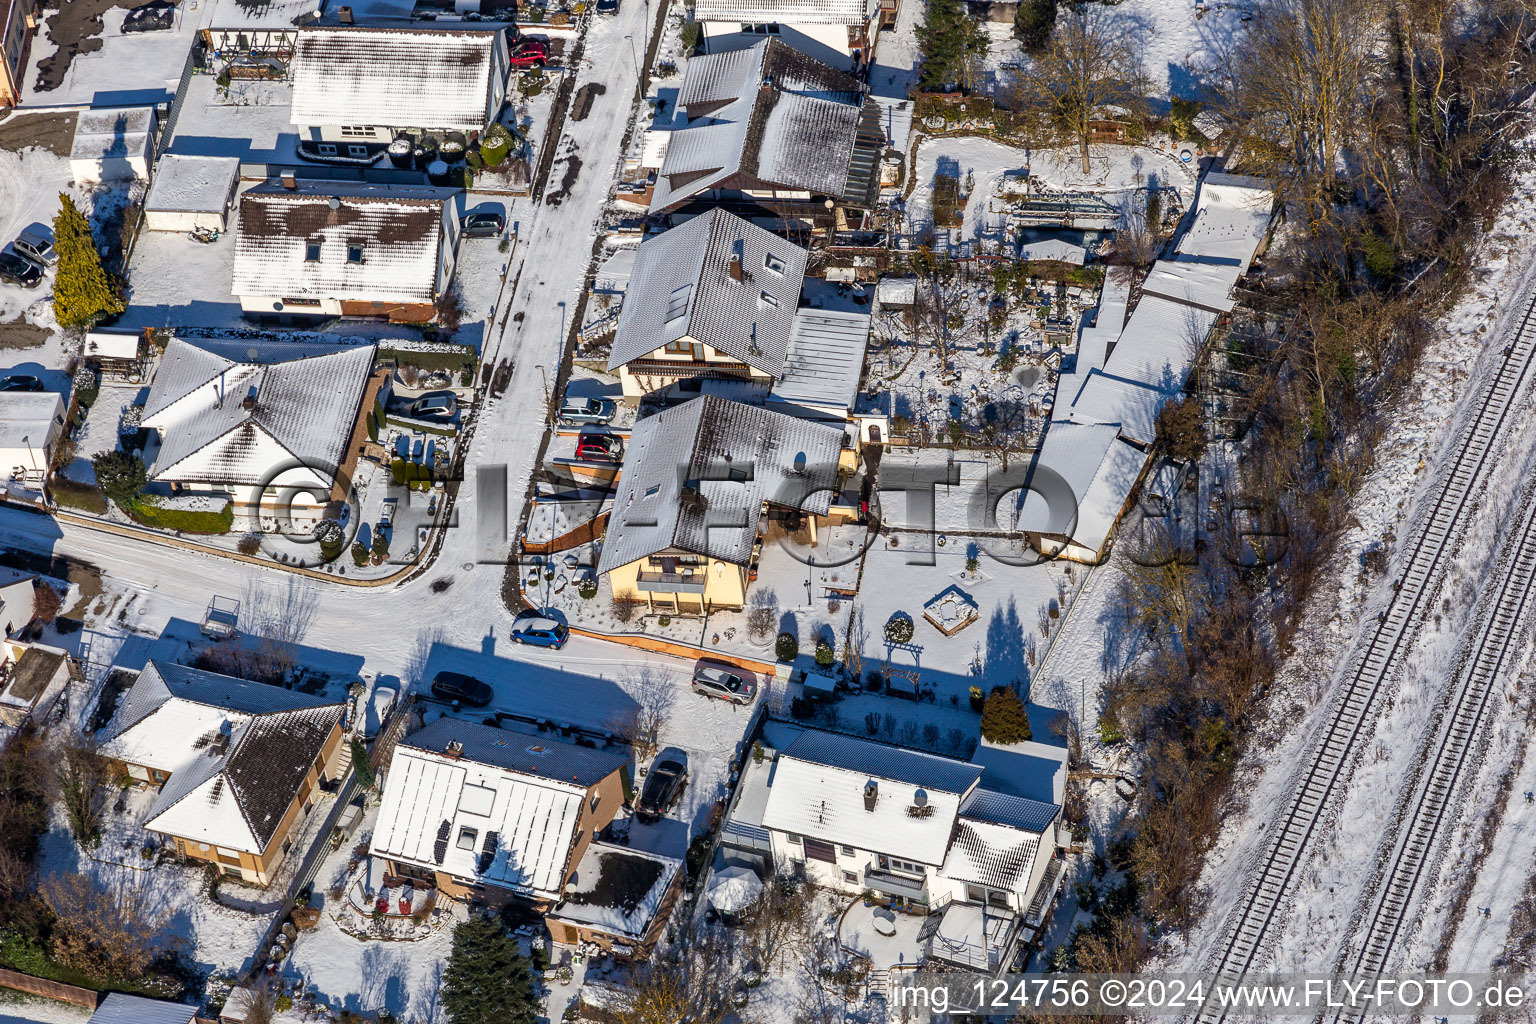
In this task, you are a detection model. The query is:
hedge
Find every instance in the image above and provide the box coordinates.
[127,496,234,534]
[390,459,433,486]
[377,345,477,376]
[384,413,456,436]
[50,478,107,514]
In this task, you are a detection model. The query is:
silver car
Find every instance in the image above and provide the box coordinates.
[13,229,56,267]
[559,395,616,426]
[692,662,757,705]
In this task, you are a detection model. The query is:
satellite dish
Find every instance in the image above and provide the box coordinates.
[914,788,928,807]
[328,196,341,210]
[247,347,260,362]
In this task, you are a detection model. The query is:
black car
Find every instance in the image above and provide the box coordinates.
[462,210,506,238]
[430,670,494,708]
[0,251,42,288]
[122,2,176,32]
[636,752,687,823]
[595,0,618,14]
[0,375,44,392]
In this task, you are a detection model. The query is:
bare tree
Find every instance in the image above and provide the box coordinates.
[1008,5,1151,173]
[610,666,675,763]
[747,588,778,645]
[55,733,111,849]
[610,922,740,1024]
[844,605,868,681]
[744,875,815,973]
[41,871,174,979]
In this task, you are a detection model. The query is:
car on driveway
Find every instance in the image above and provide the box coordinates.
[559,396,616,426]
[510,609,569,649]
[575,432,622,463]
[596,0,619,12]
[636,751,687,823]
[430,671,494,707]
[409,391,458,420]
[0,251,42,288]
[462,210,506,237]
[692,662,757,705]
[0,374,44,392]
[12,229,56,267]
[364,684,398,740]
[122,1,175,32]
[509,38,548,68]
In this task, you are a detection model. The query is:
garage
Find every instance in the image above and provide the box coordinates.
[143,154,242,232]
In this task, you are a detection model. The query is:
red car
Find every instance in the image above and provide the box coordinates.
[508,38,548,68]
[576,432,622,463]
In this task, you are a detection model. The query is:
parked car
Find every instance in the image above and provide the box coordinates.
[122,1,175,32]
[575,432,622,463]
[379,497,398,528]
[364,684,398,740]
[12,228,56,267]
[692,662,757,705]
[636,751,687,823]
[0,374,44,392]
[508,38,548,68]
[558,395,616,426]
[430,671,494,707]
[595,0,619,13]
[462,210,506,238]
[0,251,42,288]
[409,391,458,420]
[510,609,569,649]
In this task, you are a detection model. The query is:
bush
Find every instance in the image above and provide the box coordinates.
[317,521,345,563]
[372,531,390,562]
[480,124,513,168]
[236,534,261,556]
[776,631,799,662]
[789,697,814,720]
[127,496,232,534]
[814,638,835,667]
[351,738,374,789]
[980,687,1032,744]
[50,478,107,514]
[1014,0,1056,49]
[680,20,701,49]
[92,451,146,507]
[884,614,914,644]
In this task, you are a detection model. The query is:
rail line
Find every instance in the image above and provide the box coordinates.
[1193,295,1536,1023]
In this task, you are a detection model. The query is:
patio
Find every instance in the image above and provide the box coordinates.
[837,899,928,971]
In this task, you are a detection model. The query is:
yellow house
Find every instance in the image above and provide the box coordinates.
[99,662,347,886]
[599,394,848,613]
[606,209,808,399]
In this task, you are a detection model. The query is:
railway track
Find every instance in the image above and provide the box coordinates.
[1193,297,1536,1023]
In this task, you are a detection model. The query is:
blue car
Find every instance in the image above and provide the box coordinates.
[510,609,569,649]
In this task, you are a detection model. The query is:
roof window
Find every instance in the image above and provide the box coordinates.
[347,245,364,264]
[304,242,321,262]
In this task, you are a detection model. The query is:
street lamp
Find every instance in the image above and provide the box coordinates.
[625,34,642,102]
[20,435,35,482]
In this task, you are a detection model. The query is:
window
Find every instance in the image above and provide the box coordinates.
[347,144,368,158]
[843,870,858,884]
[281,297,322,307]
[663,338,694,355]
[741,22,781,33]
[456,826,479,851]
[759,289,780,309]
[347,245,365,264]
[841,845,855,856]
[340,125,375,137]
[785,832,802,845]
[886,857,924,876]
[590,793,601,813]
[304,242,321,262]
[803,837,837,863]
[317,143,337,156]
[764,252,786,274]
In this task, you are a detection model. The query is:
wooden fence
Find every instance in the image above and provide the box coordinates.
[0,967,99,1008]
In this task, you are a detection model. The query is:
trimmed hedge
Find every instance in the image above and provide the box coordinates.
[50,477,107,514]
[127,496,233,534]
[377,344,477,376]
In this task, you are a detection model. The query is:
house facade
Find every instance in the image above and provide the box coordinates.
[0,641,71,728]
[0,392,65,486]
[0,0,33,108]
[694,0,883,70]
[371,717,630,905]
[233,179,463,324]
[99,662,347,886]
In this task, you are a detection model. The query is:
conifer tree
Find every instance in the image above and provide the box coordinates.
[52,194,123,329]
[981,686,1033,744]
[917,0,988,92]
[439,915,540,1024]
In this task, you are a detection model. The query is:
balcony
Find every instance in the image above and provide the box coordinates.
[636,571,708,595]
[928,902,1021,972]
[863,866,928,903]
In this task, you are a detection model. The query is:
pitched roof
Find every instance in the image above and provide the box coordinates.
[608,210,807,377]
[0,392,65,449]
[291,26,502,132]
[959,787,1059,833]
[88,994,196,1024]
[652,40,865,212]
[373,720,627,901]
[597,395,845,570]
[695,0,870,24]
[233,181,457,306]
[769,306,870,413]
[140,337,375,486]
[783,728,984,793]
[102,662,344,853]
[1013,421,1146,553]
[940,819,1042,898]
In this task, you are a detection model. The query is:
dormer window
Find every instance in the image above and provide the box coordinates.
[759,289,779,309]
[764,252,786,275]
[347,245,365,264]
[456,826,478,850]
[304,242,321,262]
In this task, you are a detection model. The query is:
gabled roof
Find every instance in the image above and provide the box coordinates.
[291,26,502,132]
[608,210,808,377]
[597,395,845,570]
[652,40,866,212]
[233,181,457,306]
[959,787,1059,833]
[140,337,375,487]
[88,994,196,1024]
[941,819,1042,898]
[783,728,984,793]
[102,662,344,854]
[372,720,628,901]
[696,0,871,25]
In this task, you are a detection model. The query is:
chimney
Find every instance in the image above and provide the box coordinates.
[327,195,342,226]
[338,4,354,21]
[444,739,464,760]
[280,168,298,189]
[241,383,259,411]
[728,252,742,282]
[863,779,878,812]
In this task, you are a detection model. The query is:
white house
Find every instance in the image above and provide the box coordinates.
[139,337,376,517]
[0,391,65,485]
[0,568,34,638]
[741,727,1069,970]
[0,640,71,728]
[289,26,510,152]
[694,0,884,70]
[69,106,155,183]
[232,179,463,324]
[144,154,242,233]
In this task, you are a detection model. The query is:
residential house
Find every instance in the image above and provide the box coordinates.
[694,0,885,70]
[645,40,883,219]
[0,641,71,728]
[598,395,849,613]
[233,179,463,324]
[371,717,630,906]
[0,567,34,637]
[736,727,1068,969]
[139,337,378,521]
[98,662,347,885]
[289,26,511,155]
[87,994,197,1024]
[69,107,156,184]
[0,0,34,108]
[545,843,685,958]
[0,391,65,487]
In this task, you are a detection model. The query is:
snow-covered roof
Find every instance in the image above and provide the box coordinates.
[140,337,375,487]
[940,818,1042,898]
[597,395,846,570]
[202,0,321,30]
[870,94,912,152]
[70,107,155,164]
[0,392,65,450]
[696,0,870,25]
[769,306,870,413]
[88,994,196,1024]
[607,209,808,377]
[762,730,982,865]
[549,843,683,940]
[969,737,1069,806]
[1018,237,1085,265]
[291,26,503,132]
[84,330,143,361]
[233,181,457,306]
[144,154,240,215]
[1013,421,1146,552]
[101,662,344,854]
[372,718,628,901]
[652,40,866,212]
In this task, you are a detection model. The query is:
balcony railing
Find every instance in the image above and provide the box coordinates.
[636,571,708,595]
[864,866,928,902]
